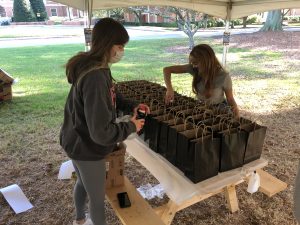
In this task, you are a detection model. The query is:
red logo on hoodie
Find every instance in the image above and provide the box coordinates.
[110,85,116,108]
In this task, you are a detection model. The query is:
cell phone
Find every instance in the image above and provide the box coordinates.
[117,192,131,208]
[136,109,147,119]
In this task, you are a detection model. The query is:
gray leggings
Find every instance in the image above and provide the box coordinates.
[72,159,107,225]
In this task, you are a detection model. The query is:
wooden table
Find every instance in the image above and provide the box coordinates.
[105,137,287,225]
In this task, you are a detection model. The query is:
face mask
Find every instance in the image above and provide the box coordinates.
[110,50,124,64]
[192,66,199,75]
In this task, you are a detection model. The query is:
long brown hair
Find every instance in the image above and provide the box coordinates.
[65,18,129,84]
[190,44,225,98]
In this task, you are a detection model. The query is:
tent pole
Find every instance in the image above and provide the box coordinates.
[222,1,232,67]
[222,21,230,67]
[84,0,93,51]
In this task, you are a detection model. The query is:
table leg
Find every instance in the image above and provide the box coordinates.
[224,184,239,213]
[160,200,179,225]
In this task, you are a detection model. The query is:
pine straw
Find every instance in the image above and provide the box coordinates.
[1,31,300,225]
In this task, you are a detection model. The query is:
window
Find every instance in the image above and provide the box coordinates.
[51,8,57,16]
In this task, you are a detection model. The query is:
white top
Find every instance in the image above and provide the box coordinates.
[188,65,232,104]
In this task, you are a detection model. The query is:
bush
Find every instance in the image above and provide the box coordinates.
[144,22,178,27]
[246,16,257,24]
[285,16,300,22]
[123,22,178,27]
[232,19,242,25]
[208,20,216,27]
[216,20,224,27]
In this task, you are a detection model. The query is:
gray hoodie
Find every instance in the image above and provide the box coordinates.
[60,68,137,161]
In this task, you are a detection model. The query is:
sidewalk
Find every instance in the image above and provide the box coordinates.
[0,24,262,39]
[0,25,299,48]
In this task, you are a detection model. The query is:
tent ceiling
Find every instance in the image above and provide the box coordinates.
[53,0,300,19]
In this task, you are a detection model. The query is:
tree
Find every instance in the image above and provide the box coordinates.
[242,16,248,28]
[29,0,47,21]
[202,14,208,29]
[126,6,148,25]
[93,8,125,23]
[13,0,35,22]
[170,7,202,49]
[260,10,282,31]
[109,8,125,22]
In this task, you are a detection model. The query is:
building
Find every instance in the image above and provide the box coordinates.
[0,1,299,24]
[124,6,172,23]
[0,0,82,20]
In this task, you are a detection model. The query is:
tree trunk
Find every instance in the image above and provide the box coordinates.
[139,11,143,26]
[133,11,143,26]
[67,6,71,21]
[203,14,208,29]
[231,21,234,29]
[260,10,283,31]
[188,33,195,49]
[243,16,247,28]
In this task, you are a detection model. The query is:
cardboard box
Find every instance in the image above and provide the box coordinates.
[0,84,12,101]
[0,68,14,84]
[2,85,12,95]
[0,69,13,102]
[105,142,126,189]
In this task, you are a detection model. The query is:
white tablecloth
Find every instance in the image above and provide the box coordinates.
[125,137,267,205]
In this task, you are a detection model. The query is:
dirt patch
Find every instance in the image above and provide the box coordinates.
[229,31,300,60]
[166,31,300,60]
[1,31,300,225]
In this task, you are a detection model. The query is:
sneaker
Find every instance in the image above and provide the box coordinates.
[73,218,93,225]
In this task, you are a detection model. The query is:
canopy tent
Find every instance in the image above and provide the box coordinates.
[53,0,300,20]
[52,0,300,65]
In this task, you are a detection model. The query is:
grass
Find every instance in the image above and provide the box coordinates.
[0,38,298,130]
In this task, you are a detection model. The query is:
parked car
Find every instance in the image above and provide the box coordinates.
[0,17,11,26]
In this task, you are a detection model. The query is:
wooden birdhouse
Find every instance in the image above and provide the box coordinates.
[0,68,14,101]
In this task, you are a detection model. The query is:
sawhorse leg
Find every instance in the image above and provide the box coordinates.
[155,190,223,225]
[160,201,179,225]
[224,184,239,213]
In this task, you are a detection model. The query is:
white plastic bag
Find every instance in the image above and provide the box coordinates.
[247,171,260,194]
[137,183,165,200]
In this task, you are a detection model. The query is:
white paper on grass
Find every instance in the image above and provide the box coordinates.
[58,160,75,179]
[125,137,268,205]
[0,184,33,214]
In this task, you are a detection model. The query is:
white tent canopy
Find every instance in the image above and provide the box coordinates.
[53,0,300,20]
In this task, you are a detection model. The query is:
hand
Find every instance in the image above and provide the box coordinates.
[130,116,145,133]
[134,103,150,115]
[165,89,174,104]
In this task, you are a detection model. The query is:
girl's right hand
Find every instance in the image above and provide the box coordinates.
[130,116,145,132]
[165,89,174,104]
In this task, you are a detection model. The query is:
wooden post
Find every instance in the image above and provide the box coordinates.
[257,169,287,197]
[224,184,239,213]
[160,201,179,225]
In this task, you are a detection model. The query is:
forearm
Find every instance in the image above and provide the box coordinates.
[228,99,239,117]
[163,67,173,90]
